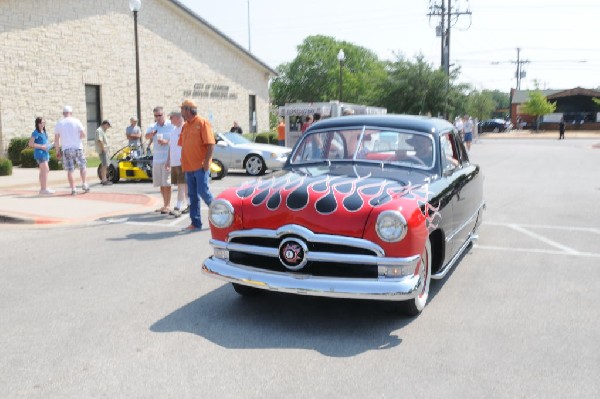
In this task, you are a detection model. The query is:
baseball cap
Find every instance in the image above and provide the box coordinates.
[181,99,197,109]
[63,105,73,113]
[102,119,111,127]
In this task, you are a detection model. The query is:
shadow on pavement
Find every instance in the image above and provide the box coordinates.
[150,285,416,357]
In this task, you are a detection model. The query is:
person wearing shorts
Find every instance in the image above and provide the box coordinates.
[463,114,474,151]
[145,106,173,214]
[95,120,113,185]
[166,110,188,217]
[29,117,55,195]
[55,105,89,195]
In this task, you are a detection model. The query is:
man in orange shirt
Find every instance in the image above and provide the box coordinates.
[178,99,215,231]
[277,117,285,146]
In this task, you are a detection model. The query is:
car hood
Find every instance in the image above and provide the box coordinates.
[234,164,430,238]
[234,142,291,155]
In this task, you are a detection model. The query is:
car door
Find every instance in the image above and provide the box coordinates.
[446,131,483,250]
[214,135,234,168]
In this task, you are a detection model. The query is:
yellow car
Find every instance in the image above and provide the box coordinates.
[97,145,225,183]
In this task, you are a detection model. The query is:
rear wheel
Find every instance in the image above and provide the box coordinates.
[400,238,432,316]
[245,154,266,176]
[492,127,499,133]
[232,283,262,297]
[97,163,120,183]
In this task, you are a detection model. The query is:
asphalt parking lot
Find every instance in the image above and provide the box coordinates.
[0,138,599,398]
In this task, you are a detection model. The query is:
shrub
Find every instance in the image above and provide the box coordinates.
[254,134,269,144]
[0,157,12,176]
[48,149,61,170]
[20,148,37,168]
[8,137,30,165]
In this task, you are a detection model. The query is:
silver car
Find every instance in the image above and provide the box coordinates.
[213,132,292,176]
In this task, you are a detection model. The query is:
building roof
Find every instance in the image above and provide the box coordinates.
[169,0,277,76]
[511,87,600,104]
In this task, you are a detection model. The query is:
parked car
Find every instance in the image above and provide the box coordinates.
[213,132,292,177]
[202,115,485,316]
[478,119,512,133]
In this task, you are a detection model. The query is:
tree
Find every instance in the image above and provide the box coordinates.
[466,91,496,121]
[521,90,557,131]
[379,54,454,116]
[270,35,386,106]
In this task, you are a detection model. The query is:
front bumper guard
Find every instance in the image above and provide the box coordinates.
[202,256,423,301]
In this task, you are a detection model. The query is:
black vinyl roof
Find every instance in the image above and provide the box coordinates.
[307,114,455,136]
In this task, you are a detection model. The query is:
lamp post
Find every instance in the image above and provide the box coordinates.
[337,49,345,102]
[129,0,142,142]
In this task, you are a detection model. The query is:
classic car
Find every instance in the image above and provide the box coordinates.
[202,115,484,316]
[98,144,224,183]
[213,132,292,177]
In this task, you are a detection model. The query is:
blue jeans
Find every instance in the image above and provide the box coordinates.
[185,168,213,228]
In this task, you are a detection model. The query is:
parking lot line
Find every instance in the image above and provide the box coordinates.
[473,244,600,258]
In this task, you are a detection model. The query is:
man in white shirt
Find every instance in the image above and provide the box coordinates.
[145,106,174,214]
[55,105,89,195]
[166,110,188,217]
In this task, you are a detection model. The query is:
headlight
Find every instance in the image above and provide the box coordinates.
[208,199,234,228]
[376,211,407,242]
[270,152,278,159]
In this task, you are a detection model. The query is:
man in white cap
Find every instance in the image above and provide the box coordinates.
[55,105,89,195]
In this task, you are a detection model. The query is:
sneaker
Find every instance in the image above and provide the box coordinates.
[181,205,190,214]
[82,184,90,192]
[39,188,55,195]
[101,180,113,186]
[170,208,182,217]
[182,224,200,231]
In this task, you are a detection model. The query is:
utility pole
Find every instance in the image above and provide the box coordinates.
[427,0,471,118]
[515,47,529,90]
[427,0,472,76]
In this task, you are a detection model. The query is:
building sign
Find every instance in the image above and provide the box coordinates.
[183,83,237,100]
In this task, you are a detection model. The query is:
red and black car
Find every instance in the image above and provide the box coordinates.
[203,115,485,316]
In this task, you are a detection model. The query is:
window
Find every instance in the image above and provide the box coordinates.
[440,132,461,172]
[85,85,101,141]
[248,95,257,133]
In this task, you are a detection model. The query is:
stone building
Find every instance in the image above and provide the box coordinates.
[0,0,276,154]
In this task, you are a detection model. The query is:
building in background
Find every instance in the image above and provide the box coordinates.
[511,87,600,130]
[0,0,276,154]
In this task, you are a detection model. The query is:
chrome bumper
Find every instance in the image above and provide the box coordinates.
[202,257,424,301]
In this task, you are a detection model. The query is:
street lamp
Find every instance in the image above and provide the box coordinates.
[337,49,345,102]
[129,0,142,144]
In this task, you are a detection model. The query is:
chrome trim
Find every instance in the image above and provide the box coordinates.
[227,224,386,257]
[202,257,424,301]
[209,238,420,268]
[431,231,478,280]
[445,201,486,243]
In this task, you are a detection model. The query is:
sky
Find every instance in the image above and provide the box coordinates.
[179,0,600,93]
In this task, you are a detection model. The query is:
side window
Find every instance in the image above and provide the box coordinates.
[440,133,460,173]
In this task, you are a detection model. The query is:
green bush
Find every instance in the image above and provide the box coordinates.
[19,148,62,170]
[48,149,61,170]
[20,148,37,168]
[0,157,13,176]
[8,137,30,165]
[254,134,269,144]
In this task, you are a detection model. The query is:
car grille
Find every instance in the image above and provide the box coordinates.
[227,233,381,279]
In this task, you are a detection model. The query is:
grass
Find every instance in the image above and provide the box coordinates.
[87,156,100,168]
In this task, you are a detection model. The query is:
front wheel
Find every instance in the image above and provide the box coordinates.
[245,154,266,176]
[97,163,120,183]
[400,238,432,316]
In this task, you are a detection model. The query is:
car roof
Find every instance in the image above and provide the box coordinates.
[307,114,455,137]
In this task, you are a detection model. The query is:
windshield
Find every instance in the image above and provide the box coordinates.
[221,132,251,145]
[290,127,435,170]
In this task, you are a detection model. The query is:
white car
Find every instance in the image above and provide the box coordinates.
[213,132,292,177]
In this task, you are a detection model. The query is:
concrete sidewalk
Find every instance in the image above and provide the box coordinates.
[0,167,159,225]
